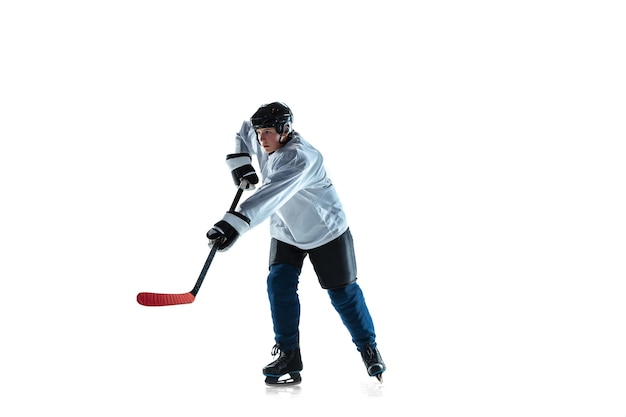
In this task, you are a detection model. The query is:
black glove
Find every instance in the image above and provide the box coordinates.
[226,153,258,190]
[207,211,251,251]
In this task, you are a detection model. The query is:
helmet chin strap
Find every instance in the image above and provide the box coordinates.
[278,125,292,144]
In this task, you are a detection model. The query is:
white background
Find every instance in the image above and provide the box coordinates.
[1,1,625,416]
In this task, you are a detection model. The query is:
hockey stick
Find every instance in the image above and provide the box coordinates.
[136,185,245,307]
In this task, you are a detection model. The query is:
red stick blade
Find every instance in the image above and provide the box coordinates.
[137,292,195,306]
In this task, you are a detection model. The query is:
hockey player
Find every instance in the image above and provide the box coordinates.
[207,102,385,385]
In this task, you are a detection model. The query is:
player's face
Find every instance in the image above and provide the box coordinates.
[256,127,283,153]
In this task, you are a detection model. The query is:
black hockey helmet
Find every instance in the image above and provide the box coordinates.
[251,102,293,135]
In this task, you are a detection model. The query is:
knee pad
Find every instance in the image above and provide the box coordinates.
[267,263,301,293]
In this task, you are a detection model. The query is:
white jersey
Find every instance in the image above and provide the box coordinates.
[234,120,348,250]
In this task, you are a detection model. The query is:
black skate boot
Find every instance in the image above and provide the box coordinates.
[361,344,386,383]
[263,344,303,386]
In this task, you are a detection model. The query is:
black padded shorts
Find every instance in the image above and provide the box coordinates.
[268,229,358,290]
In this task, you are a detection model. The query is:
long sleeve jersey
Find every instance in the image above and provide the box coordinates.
[234,120,348,250]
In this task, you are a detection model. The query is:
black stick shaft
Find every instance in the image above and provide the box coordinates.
[190,186,245,297]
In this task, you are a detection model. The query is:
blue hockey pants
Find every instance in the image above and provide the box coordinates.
[267,263,377,352]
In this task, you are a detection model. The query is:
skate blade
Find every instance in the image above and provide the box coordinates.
[265,372,302,386]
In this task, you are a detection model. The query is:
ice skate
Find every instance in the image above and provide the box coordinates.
[263,344,303,386]
[361,344,385,383]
